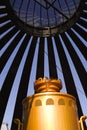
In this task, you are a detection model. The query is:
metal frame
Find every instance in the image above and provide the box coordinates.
[4,0,84,37]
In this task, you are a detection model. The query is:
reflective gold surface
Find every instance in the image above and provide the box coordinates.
[22,78,80,130]
[34,77,62,93]
[15,78,87,130]
[22,92,80,130]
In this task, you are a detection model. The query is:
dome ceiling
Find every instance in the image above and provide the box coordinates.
[5,0,82,36]
[0,0,87,130]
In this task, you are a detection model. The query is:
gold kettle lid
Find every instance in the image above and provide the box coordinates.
[34,77,62,93]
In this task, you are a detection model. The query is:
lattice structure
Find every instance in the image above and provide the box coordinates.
[4,0,82,36]
[0,0,87,130]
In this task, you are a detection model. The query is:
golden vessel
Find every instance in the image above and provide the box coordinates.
[15,77,87,130]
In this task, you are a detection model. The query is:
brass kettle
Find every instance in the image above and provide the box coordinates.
[15,78,87,130]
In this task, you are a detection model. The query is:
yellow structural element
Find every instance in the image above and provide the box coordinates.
[15,77,87,130]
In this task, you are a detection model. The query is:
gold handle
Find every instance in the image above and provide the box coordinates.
[79,116,87,130]
[14,118,23,130]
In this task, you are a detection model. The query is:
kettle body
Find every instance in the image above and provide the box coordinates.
[14,78,87,130]
[22,92,80,130]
